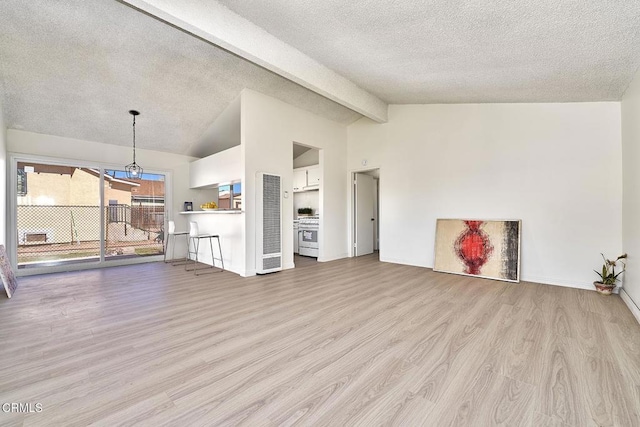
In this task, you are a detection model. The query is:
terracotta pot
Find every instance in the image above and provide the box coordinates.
[594,281,615,295]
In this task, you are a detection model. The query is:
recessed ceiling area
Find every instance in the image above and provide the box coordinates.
[218,0,640,104]
[0,0,361,156]
[187,95,241,158]
[293,143,312,159]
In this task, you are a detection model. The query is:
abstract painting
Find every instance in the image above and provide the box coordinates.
[434,219,521,282]
[0,245,18,298]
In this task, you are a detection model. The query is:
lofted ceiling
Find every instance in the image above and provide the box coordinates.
[2,0,640,157]
[218,0,640,104]
[0,0,361,156]
[293,144,312,159]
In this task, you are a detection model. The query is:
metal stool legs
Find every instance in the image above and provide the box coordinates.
[185,222,224,275]
[164,220,189,265]
[164,232,189,265]
[186,235,224,275]
[216,236,224,271]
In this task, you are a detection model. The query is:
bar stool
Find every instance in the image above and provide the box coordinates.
[186,221,224,275]
[164,220,189,264]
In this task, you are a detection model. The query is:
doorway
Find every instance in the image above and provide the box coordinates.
[353,169,380,257]
[293,142,320,267]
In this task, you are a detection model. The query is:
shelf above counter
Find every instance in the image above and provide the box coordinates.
[180,210,244,215]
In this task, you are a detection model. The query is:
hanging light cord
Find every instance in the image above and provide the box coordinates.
[132,114,136,164]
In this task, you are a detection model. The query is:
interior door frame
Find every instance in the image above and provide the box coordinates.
[8,153,172,276]
[348,166,381,258]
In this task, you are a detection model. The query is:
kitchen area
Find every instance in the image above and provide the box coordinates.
[293,143,320,264]
[170,90,350,277]
[184,141,318,275]
[181,145,245,275]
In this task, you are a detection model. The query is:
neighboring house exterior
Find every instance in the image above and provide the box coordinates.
[17,165,137,206]
[130,178,164,207]
[217,190,242,210]
[17,164,138,245]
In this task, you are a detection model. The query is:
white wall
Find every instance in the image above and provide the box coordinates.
[294,191,320,216]
[622,69,640,316]
[7,130,197,258]
[242,89,348,274]
[348,103,622,289]
[0,96,6,246]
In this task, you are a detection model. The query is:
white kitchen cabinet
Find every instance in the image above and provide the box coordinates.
[293,223,299,253]
[293,169,307,192]
[189,146,241,189]
[306,166,320,187]
[293,165,320,192]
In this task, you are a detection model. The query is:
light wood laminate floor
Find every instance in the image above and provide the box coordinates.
[1,255,639,426]
[293,254,318,269]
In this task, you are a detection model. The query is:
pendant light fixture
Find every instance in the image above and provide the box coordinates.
[125,110,143,179]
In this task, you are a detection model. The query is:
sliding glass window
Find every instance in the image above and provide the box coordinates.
[16,162,102,268]
[103,169,165,260]
[12,157,169,273]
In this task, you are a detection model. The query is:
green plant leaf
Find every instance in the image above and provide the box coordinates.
[594,269,602,279]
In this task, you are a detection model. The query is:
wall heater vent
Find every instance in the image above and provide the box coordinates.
[256,172,282,274]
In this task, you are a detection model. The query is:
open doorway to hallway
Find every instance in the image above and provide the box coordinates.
[353,169,380,257]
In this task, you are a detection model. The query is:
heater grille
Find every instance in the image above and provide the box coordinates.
[262,174,281,256]
[256,172,282,274]
[263,256,281,271]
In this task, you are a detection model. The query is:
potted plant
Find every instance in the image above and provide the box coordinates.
[298,207,313,217]
[593,253,627,295]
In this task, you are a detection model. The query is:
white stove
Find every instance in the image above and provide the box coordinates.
[298,216,319,257]
[298,216,319,226]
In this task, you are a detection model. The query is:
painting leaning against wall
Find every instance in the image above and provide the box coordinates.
[433,219,521,283]
[0,245,18,298]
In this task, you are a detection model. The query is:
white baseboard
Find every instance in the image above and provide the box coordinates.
[377,258,603,292]
[620,288,640,325]
[318,253,348,263]
[241,269,255,277]
[520,275,595,291]
[378,256,428,268]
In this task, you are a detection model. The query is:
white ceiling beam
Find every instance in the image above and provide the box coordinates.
[120,0,388,123]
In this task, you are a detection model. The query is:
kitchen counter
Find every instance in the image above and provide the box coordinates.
[177,210,244,276]
[180,210,243,214]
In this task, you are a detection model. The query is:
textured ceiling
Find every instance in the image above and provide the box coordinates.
[122,0,388,123]
[218,0,640,104]
[3,0,640,157]
[0,0,361,155]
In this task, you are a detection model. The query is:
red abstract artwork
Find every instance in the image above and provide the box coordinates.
[454,220,494,275]
[434,219,521,282]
